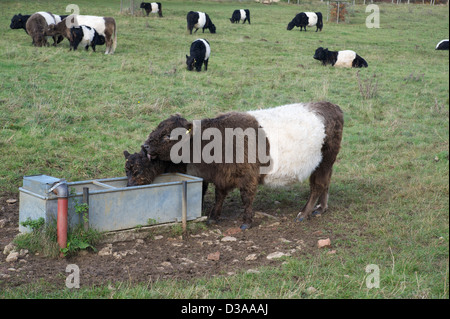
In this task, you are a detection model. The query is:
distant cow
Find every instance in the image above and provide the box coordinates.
[124,146,187,186]
[10,14,31,33]
[187,11,216,34]
[287,12,323,32]
[140,2,163,17]
[230,9,250,24]
[313,47,368,68]
[186,38,211,72]
[435,39,449,50]
[69,25,105,52]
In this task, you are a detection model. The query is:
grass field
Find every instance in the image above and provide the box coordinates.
[0,0,448,298]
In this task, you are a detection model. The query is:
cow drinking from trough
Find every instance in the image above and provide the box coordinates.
[124,146,187,186]
[123,146,209,204]
[142,102,344,229]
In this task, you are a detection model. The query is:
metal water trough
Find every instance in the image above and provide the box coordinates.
[18,173,203,233]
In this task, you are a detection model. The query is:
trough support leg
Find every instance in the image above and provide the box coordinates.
[181,181,188,239]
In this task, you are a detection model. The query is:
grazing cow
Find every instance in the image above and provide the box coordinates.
[142,102,344,229]
[45,15,117,54]
[25,12,67,46]
[69,25,105,51]
[287,12,323,32]
[435,39,449,50]
[186,39,211,72]
[313,47,368,68]
[230,9,250,24]
[140,2,163,17]
[186,11,216,34]
[124,146,187,186]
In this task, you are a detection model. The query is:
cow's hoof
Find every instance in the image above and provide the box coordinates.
[312,211,321,217]
[240,223,250,230]
[206,218,218,225]
[295,216,304,222]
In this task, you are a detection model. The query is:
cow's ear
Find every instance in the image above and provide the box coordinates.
[185,122,194,137]
[186,55,189,59]
[140,145,148,157]
[124,150,130,159]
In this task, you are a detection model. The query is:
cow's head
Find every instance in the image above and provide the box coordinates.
[209,23,216,34]
[124,146,165,186]
[10,14,25,29]
[143,114,191,162]
[44,24,58,36]
[186,55,195,71]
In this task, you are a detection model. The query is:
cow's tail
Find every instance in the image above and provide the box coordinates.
[110,20,117,54]
[316,12,323,31]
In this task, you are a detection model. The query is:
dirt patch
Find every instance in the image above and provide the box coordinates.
[0,190,344,290]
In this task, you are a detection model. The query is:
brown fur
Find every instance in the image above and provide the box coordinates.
[143,112,271,228]
[44,20,72,42]
[44,16,116,54]
[25,12,60,47]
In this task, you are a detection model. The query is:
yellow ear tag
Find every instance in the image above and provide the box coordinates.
[186,128,191,135]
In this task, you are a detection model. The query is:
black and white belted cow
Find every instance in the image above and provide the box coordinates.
[186,11,216,34]
[140,2,163,17]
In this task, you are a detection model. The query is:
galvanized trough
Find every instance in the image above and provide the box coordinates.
[18,173,204,233]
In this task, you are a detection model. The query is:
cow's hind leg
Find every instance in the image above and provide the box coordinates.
[295,164,333,221]
[239,179,258,230]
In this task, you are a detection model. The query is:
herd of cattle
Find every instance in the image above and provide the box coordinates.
[9,2,448,229]
[8,1,381,69]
